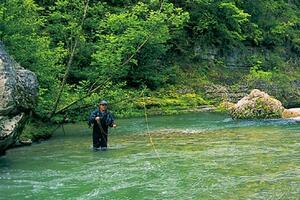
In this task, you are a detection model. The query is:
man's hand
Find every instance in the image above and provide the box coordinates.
[112,124,117,128]
[95,116,100,122]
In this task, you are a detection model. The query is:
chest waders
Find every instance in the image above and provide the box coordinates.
[93,119,108,150]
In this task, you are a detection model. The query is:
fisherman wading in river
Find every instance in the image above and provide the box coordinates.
[88,100,116,151]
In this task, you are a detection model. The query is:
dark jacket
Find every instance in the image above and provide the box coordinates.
[88,109,114,133]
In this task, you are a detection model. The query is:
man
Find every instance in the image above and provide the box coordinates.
[88,100,116,151]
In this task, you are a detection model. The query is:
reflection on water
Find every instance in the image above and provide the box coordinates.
[0,112,299,199]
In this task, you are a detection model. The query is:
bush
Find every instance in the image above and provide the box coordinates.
[20,121,54,142]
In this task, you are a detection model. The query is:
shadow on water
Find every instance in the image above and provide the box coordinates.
[0,112,299,199]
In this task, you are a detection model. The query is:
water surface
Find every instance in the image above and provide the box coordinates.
[0,112,299,199]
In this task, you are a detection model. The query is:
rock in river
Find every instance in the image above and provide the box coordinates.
[229,89,284,119]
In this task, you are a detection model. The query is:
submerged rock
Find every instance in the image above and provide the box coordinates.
[0,42,38,155]
[229,89,284,119]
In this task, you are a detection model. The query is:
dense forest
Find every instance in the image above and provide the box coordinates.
[1,0,299,138]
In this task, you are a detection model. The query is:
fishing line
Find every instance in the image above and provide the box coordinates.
[141,0,164,163]
[91,0,166,158]
[92,1,167,158]
[141,87,163,163]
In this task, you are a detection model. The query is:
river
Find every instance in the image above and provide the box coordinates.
[0,112,299,199]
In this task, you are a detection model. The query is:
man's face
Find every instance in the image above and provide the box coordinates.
[99,104,107,111]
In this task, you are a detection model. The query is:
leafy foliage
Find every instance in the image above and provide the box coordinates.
[92,2,189,88]
[0,0,299,129]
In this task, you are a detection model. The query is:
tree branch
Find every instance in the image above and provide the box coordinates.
[50,0,165,117]
[49,0,90,119]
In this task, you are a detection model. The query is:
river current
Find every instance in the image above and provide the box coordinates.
[0,112,299,199]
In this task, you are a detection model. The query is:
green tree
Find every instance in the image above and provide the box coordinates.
[0,0,66,119]
[175,0,261,47]
[240,0,300,51]
[92,2,189,89]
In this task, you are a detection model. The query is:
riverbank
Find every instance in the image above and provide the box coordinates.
[20,71,300,142]
[20,121,57,143]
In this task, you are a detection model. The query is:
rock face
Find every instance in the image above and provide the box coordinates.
[0,42,38,155]
[229,89,284,119]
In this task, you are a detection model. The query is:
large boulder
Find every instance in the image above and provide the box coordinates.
[229,89,284,119]
[0,42,38,155]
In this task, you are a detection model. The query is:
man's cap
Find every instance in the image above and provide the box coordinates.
[99,100,108,105]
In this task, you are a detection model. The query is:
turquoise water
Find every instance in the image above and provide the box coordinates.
[0,112,299,199]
